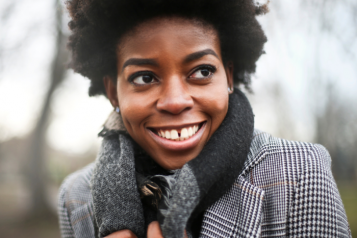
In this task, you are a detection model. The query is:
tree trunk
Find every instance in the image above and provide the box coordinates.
[26,0,68,218]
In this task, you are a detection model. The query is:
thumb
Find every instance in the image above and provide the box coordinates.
[147,221,164,238]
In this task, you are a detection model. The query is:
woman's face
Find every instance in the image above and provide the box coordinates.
[105,17,233,170]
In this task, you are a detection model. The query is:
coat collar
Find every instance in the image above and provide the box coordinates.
[103,111,126,131]
[241,129,272,177]
[200,130,271,237]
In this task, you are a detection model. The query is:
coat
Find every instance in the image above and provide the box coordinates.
[58,129,351,237]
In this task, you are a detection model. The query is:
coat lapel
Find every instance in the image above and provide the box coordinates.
[199,130,271,238]
[200,176,265,238]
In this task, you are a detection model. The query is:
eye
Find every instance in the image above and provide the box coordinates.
[189,66,216,79]
[129,72,157,85]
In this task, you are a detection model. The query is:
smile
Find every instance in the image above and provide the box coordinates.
[147,122,206,151]
[154,123,202,141]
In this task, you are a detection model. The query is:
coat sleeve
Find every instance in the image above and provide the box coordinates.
[58,178,76,238]
[287,144,351,237]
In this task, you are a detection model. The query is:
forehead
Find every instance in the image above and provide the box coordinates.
[117,17,222,64]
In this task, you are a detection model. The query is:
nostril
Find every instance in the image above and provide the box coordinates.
[156,81,194,114]
[156,97,194,114]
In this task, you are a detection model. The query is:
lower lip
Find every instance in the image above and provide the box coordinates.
[147,122,207,151]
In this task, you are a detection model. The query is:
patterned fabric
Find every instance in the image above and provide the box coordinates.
[58,163,96,238]
[58,130,351,238]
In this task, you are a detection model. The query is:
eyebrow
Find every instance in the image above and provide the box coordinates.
[121,49,219,72]
[122,58,158,72]
[183,49,219,63]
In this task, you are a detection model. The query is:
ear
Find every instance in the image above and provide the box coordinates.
[225,61,234,94]
[103,76,119,108]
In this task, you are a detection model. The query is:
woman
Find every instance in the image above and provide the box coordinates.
[58,0,351,237]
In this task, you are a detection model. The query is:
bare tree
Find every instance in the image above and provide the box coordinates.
[275,0,357,180]
[26,0,69,218]
[266,0,357,181]
[0,2,17,73]
[303,0,357,180]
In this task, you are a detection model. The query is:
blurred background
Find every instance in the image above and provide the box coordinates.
[0,0,356,237]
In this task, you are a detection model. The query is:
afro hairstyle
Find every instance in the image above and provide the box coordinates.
[66,0,269,96]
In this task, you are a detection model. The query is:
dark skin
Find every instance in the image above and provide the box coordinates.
[104,17,234,237]
[105,221,164,238]
[105,221,188,238]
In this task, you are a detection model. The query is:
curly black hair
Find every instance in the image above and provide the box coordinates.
[66,0,268,96]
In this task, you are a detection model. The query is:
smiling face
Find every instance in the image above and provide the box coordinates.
[104,17,233,170]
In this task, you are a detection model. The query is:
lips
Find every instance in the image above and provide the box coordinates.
[147,122,206,151]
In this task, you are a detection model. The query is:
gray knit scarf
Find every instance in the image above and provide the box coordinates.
[91,89,254,238]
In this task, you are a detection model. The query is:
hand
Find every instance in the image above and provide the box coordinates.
[103,222,164,238]
[104,230,138,238]
[147,222,188,238]
[147,221,164,238]
[104,222,187,238]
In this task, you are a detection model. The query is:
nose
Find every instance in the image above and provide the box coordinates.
[156,77,194,115]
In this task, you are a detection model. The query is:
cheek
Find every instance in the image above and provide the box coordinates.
[119,96,150,133]
[116,81,151,133]
[209,95,229,137]
[197,78,229,117]
[207,93,229,120]
[199,76,230,130]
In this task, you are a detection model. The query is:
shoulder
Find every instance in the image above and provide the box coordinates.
[242,130,351,237]
[242,129,334,200]
[58,163,97,238]
[58,162,95,215]
[243,129,332,182]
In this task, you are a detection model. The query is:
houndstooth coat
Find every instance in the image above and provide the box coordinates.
[58,130,351,237]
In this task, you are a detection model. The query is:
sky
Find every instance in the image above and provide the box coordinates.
[0,0,356,154]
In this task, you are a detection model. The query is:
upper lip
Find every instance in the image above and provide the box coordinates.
[147,121,205,131]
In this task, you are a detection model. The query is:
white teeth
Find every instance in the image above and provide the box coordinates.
[171,130,179,139]
[188,127,193,137]
[158,124,200,141]
[181,128,188,139]
[165,130,171,139]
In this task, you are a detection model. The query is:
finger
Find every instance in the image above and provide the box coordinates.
[147,221,164,238]
[104,229,138,238]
